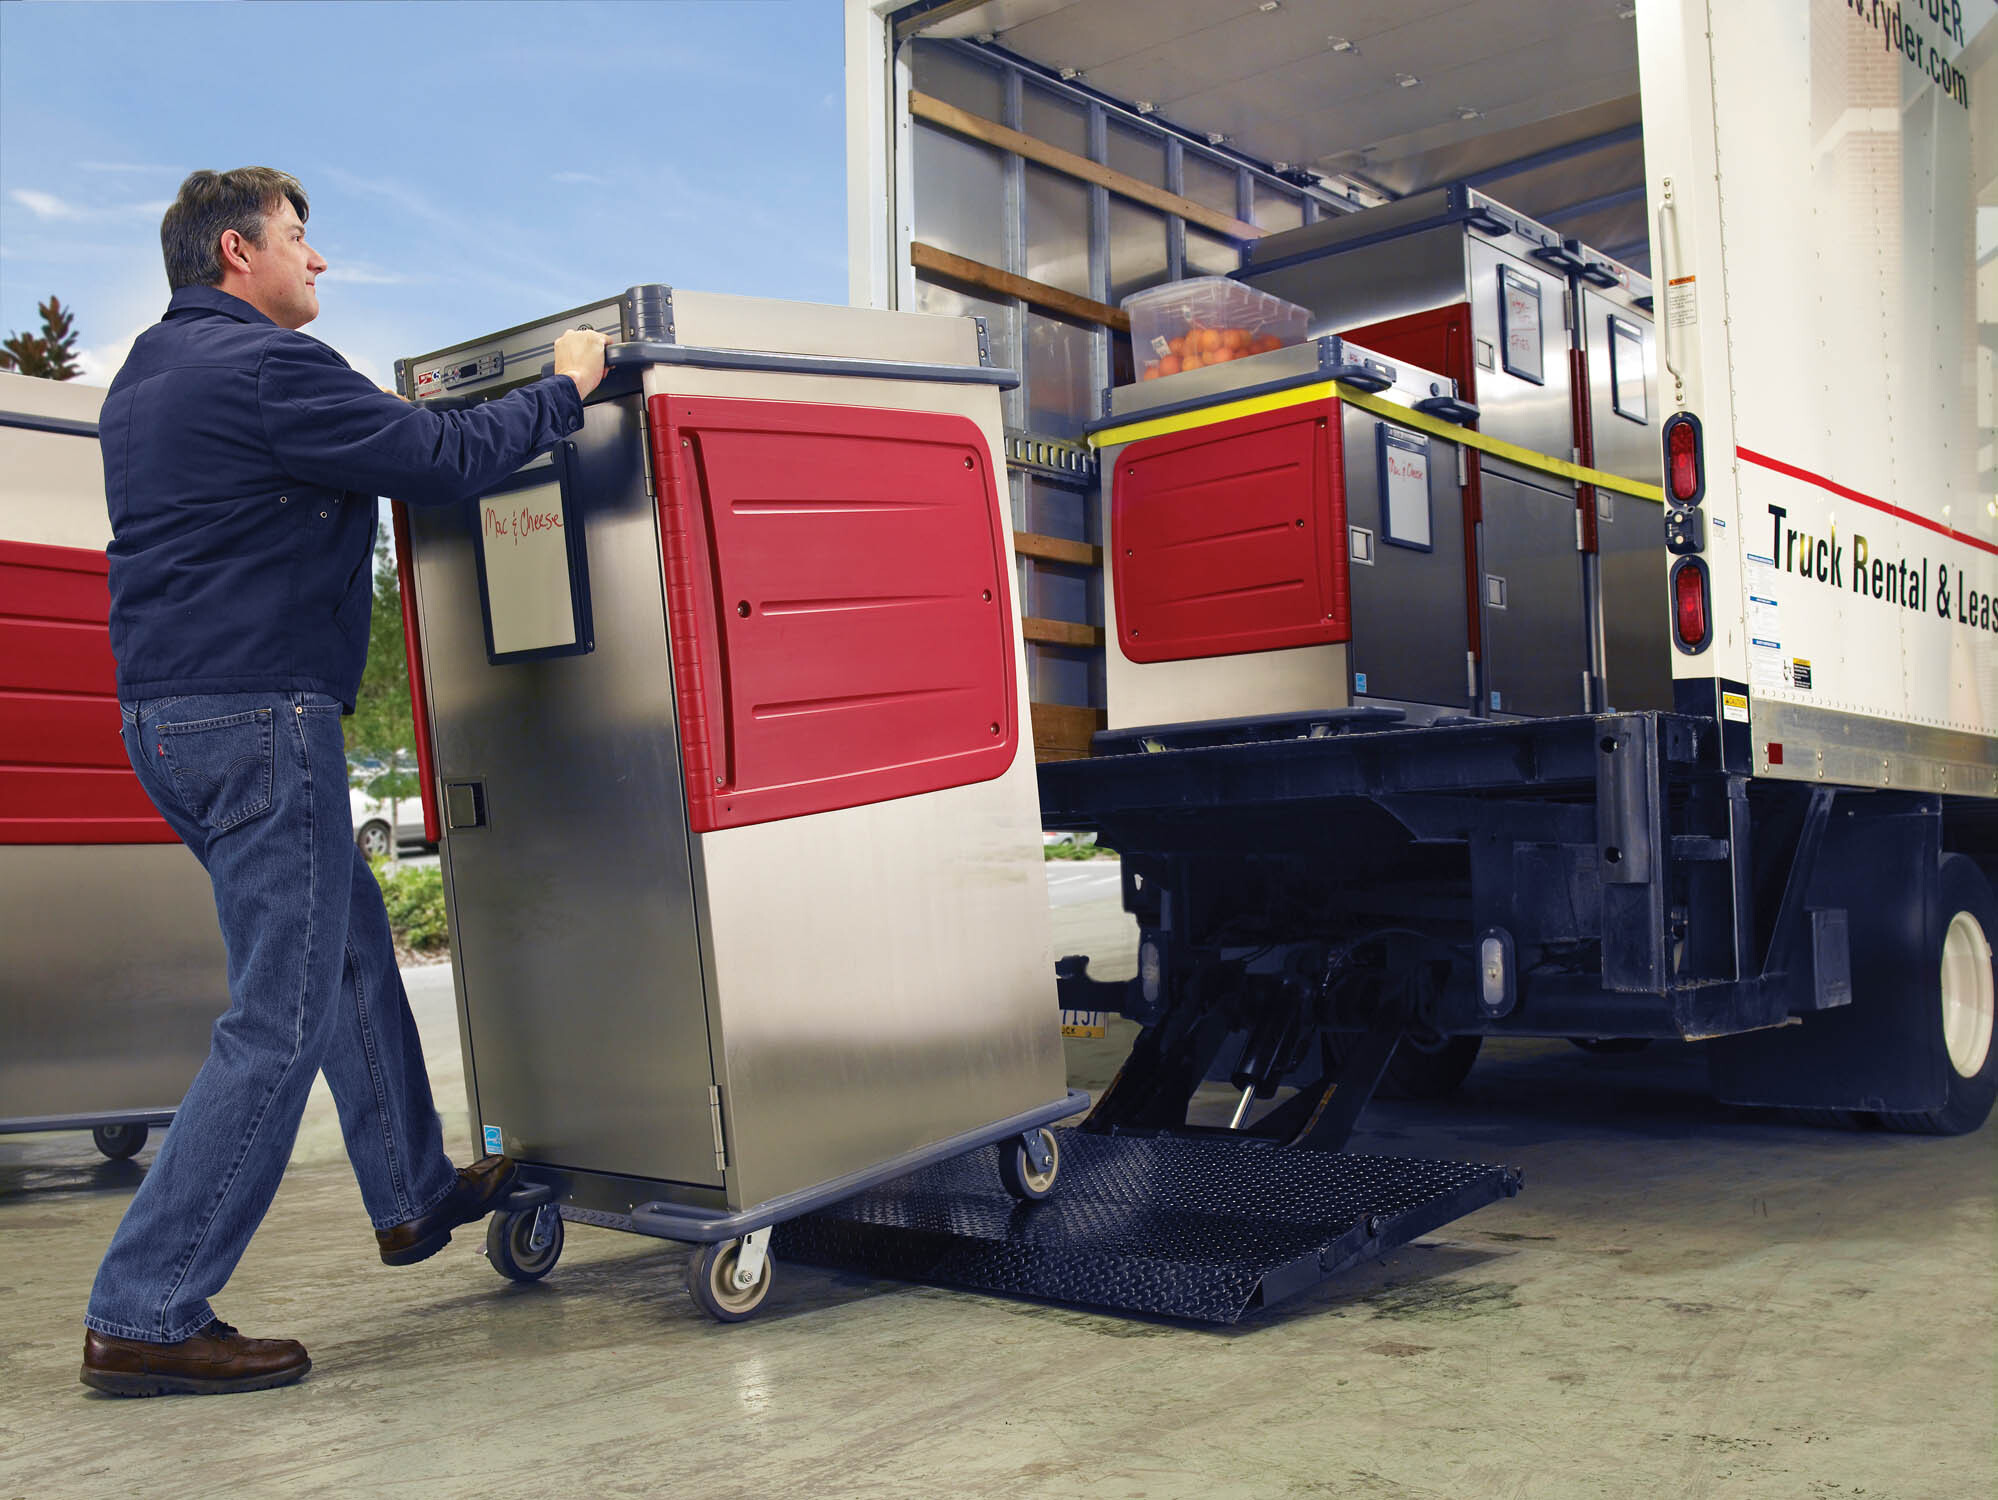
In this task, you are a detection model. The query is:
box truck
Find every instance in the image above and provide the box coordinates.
[845,0,1998,1135]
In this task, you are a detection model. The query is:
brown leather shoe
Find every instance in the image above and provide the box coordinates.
[375,1155,518,1266]
[80,1319,309,1397]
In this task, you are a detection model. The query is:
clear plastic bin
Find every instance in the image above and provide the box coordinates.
[1123,277,1310,382]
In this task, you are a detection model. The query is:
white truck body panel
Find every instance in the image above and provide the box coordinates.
[1639,0,1998,792]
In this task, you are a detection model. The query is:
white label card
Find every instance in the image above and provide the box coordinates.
[479,479,577,657]
[1499,266,1544,383]
[1380,428,1433,549]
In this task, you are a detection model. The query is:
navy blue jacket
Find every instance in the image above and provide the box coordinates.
[102,286,584,708]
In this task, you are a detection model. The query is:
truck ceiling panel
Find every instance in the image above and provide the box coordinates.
[909,0,1641,203]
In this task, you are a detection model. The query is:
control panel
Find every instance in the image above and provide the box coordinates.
[411,350,503,396]
[397,295,625,402]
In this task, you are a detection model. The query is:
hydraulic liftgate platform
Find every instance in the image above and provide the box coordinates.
[777,1130,1519,1325]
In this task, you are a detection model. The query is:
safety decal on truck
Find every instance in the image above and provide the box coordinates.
[1061,1009,1106,1040]
[1665,274,1697,331]
[1722,691,1750,724]
[483,1124,504,1155]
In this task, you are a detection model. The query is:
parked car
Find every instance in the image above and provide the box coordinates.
[348,753,431,858]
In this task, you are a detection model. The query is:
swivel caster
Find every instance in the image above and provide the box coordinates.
[92,1124,148,1161]
[688,1229,774,1322]
[486,1203,564,1282]
[998,1126,1060,1202]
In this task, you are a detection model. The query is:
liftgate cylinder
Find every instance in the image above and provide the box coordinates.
[1091,335,1477,732]
[1238,185,1668,717]
[0,372,226,1152]
[394,288,1071,1233]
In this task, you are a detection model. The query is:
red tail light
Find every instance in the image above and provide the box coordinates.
[1671,557,1711,653]
[1663,412,1704,505]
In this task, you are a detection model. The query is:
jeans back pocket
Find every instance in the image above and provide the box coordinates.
[157,707,276,832]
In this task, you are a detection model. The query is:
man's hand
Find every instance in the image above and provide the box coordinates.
[553,328,612,401]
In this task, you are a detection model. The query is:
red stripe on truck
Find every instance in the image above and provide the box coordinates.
[1736,445,1998,558]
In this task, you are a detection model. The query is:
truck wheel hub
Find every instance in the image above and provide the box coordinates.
[1940,910,1995,1079]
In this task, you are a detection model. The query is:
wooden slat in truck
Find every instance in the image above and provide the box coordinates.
[848,0,1998,1134]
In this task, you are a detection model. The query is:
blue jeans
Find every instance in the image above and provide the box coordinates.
[86,691,458,1343]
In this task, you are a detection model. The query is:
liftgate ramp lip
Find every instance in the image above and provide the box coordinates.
[774,1129,1523,1326]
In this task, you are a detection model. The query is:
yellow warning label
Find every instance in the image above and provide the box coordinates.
[1721,691,1749,724]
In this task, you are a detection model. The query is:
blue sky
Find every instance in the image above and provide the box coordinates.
[0,0,847,387]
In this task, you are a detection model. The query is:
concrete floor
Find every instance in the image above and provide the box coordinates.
[3,873,1993,1499]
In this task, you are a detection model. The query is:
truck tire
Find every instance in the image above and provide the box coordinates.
[1379,1033,1483,1100]
[1876,855,1997,1135]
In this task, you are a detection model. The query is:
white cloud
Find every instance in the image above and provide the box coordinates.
[10,189,82,221]
[319,260,415,286]
[551,171,609,186]
[78,162,185,176]
[74,322,151,386]
[6,190,169,224]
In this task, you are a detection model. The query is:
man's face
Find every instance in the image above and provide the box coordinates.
[233,198,326,329]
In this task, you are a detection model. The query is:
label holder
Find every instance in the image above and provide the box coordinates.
[470,443,595,665]
[1377,424,1435,552]
[1497,264,1546,386]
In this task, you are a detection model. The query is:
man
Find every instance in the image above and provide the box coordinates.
[79,167,609,1397]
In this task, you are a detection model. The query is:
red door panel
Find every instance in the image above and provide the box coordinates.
[648,395,1019,832]
[1340,303,1485,656]
[0,540,175,843]
[1111,401,1349,664]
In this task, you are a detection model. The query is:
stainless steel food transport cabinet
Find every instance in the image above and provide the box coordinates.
[393,288,1084,1319]
[1237,186,1601,718]
[1566,242,1670,712]
[0,372,226,1162]
[1091,335,1478,733]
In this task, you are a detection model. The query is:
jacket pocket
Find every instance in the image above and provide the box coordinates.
[158,707,276,832]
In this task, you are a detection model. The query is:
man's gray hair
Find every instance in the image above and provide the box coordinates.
[160,168,309,291]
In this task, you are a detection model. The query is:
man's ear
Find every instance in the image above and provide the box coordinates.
[219,229,253,274]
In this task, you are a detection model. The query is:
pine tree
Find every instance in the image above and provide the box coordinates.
[0,296,82,380]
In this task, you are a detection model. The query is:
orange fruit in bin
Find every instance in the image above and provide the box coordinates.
[1199,328,1225,354]
[1181,352,1204,370]
[1224,328,1248,351]
[1168,335,1187,357]
[1158,354,1182,376]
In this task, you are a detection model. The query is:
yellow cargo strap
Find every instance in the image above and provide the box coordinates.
[1087,379,1667,504]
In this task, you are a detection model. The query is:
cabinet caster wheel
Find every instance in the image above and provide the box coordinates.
[486,1204,563,1282]
[998,1127,1060,1201]
[688,1233,774,1322]
[92,1124,147,1161]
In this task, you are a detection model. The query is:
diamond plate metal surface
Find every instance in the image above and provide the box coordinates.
[775,1129,1516,1325]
